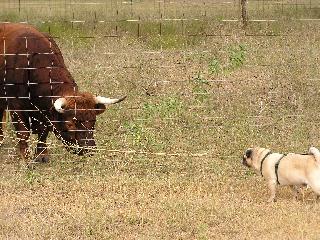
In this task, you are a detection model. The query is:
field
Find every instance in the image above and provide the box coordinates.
[1,0,320,239]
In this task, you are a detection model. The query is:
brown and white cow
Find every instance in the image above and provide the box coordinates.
[0,23,125,162]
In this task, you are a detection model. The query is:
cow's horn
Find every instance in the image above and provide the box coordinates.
[95,96,126,105]
[54,98,67,113]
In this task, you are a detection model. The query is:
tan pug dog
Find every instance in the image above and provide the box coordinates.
[242,147,320,202]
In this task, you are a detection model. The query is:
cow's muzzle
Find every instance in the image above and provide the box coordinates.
[64,140,96,156]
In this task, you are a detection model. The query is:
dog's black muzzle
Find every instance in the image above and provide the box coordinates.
[242,156,250,167]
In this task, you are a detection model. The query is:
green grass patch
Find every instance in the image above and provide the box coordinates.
[0,12,21,22]
[35,21,94,47]
[206,43,247,76]
[123,96,184,151]
[142,96,184,119]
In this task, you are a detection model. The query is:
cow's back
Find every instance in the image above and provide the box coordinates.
[0,23,77,111]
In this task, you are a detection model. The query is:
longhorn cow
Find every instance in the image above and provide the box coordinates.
[0,23,125,162]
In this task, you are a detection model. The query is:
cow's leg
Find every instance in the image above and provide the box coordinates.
[17,129,30,161]
[11,113,30,161]
[34,128,49,163]
[17,128,30,161]
[0,110,5,145]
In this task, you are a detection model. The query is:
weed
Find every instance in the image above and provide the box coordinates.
[25,169,40,185]
[123,121,164,150]
[208,57,222,75]
[124,122,144,146]
[193,73,209,85]
[228,44,246,71]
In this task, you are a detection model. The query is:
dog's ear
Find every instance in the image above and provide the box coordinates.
[245,148,253,158]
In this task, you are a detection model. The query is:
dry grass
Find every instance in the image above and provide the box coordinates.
[1,0,320,239]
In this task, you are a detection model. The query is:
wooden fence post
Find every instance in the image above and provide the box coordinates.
[241,0,248,29]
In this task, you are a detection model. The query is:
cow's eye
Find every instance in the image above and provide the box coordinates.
[66,121,74,129]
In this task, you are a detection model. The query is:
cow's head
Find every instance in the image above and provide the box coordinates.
[52,92,125,155]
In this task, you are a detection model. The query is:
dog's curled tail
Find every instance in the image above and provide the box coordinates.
[309,147,320,164]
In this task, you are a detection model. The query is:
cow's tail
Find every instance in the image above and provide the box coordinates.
[309,147,320,164]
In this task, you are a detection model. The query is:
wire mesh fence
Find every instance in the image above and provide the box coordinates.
[2,0,320,34]
[0,0,320,162]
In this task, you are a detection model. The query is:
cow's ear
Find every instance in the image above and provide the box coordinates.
[95,103,106,115]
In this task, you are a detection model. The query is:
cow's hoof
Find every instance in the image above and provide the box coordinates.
[34,155,49,163]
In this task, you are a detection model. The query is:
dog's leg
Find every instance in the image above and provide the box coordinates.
[311,190,320,202]
[291,185,300,201]
[312,188,320,202]
[267,181,277,203]
[307,184,320,202]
